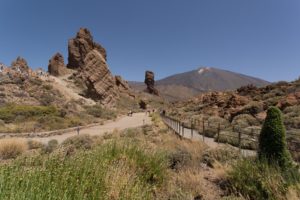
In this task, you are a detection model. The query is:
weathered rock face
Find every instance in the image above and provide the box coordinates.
[115,75,130,90]
[66,28,134,106]
[48,53,69,76]
[144,71,159,95]
[78,50,118,106]
[67,28,106,69]
[11,57,30,73]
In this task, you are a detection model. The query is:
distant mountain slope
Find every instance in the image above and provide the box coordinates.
[130,67,270,101]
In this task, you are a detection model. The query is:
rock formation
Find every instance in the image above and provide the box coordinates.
[144,71,159,95]
[115,75,130,90]
[76,50,118,105]
[67,28,106,69]
[65,28,134,106]
[11,57,30,73]
[48,53,69,76]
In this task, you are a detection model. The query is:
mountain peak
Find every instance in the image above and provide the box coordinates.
[198,67,212,74]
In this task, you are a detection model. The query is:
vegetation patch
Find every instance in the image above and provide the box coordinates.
[85,105,117,120]
[0,139,27,159]
[0,141,168,200]
[227,159,300,200]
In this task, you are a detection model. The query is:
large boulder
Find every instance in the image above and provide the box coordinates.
[48,53,69,76]
[78,50,118,106]
[67,28,106,69]
[144,70,159,95]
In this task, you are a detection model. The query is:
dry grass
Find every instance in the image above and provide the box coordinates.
[104,158,143,200]
[0,138,28,159]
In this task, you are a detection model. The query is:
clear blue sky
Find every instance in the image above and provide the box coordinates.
[0,0,299,82]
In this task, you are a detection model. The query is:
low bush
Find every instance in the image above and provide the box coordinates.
[85,105,117,119]
[202,146,240,167]
[0,104,59,123]
[0,139,27,159]
[27,140,44,150]
[62,134,93,150]
[42,139,58,154]
[168,148,192,171]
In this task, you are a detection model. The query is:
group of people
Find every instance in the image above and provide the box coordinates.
[0,64,51,81]
[127,110,134,116]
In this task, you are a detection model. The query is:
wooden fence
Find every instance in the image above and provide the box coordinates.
[160,114,300,153]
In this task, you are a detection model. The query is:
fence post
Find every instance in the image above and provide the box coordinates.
[178,119,180,134]
[217,123,220,144]
[182,122,184,137]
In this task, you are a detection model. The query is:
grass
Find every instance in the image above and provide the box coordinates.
[227,158,300,200]
[0,138,27,159]
[0,141,168,200]
[0,104,59,123]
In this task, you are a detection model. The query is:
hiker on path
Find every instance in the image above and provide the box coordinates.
[76,126,80,135]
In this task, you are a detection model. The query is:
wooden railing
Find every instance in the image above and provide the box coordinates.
[160,114,300,153]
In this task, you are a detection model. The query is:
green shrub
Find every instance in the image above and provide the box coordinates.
[85,105,117,119]
[0,104,59,123]
[27,140,44,150]
[62,134,93,150]
[228,159,286,200]
[258,107,292,169]
[42,139,58,154]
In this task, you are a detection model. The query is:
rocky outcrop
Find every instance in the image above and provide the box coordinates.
[66,28,134,106]
[48,53,69,76]
[67,28,106,69]
[277,92,300,109]
[77,50,118,106]
[11,57,30,73]
[144,71,159,95]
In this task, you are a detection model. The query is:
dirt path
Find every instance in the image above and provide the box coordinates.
[10,113,151,144]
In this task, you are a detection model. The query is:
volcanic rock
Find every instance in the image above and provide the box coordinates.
[115,75,129,90]
[144,70,159,95]
[277,92,300,109]
[48,53,69,76]
[11,57,30,73]
[78,49,118,106]
[67,28,106,69]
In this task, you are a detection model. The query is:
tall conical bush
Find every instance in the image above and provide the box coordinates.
[258,106,292,169]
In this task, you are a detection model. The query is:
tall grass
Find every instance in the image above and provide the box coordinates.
[227,158,300,200]
[0,138,27,159]
[0,141,167,200]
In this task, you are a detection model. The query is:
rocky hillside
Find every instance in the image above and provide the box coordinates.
[130,67,270,101]
[0,28,160,132]
[167,79,300,159]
